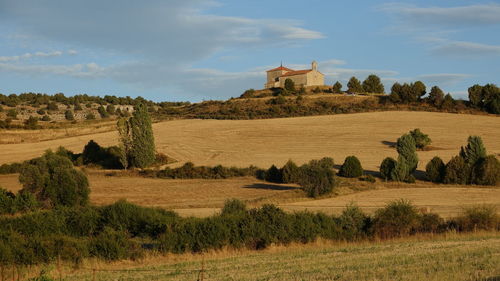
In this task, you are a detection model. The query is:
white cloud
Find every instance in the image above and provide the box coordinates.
[0,50,65,62]
[0,62,105,78]
[431,41,500,56]
[416,73,471,86]
[379,3,500,25]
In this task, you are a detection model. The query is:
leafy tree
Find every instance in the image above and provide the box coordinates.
[65,110,74,121]
[380,157,397,180]
[443,156,469,184]
[98,105,109,118]
[106,104,116,115]
[281,160,300,183]
[362,74,384,93]
[440,94,455,110]
[460,136,486,168]
[428,86,445,106]
[299,164,335,198]
[339,156,363,178]
[409,128,431,150]
[284,79,296,92]
[396,133,418,173]
[390,156,410,182]
[411,81,426,100]
[332,81,342,94]
[425,156,445,183]
[389,83,402,103]
[472,155,500,186]
[118,103,156,168]
[19,151,89,207]
[468,84,483,107]
[265,165,282,183]
[347,77,363,93]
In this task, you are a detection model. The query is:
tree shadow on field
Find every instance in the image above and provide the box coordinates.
[244,183,298,191]
[381,140,396,148]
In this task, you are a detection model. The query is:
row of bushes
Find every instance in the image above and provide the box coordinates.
[141,162,259,179]
[0,199,498,266]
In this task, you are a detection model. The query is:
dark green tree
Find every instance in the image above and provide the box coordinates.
[460,136,487,168]
[347,77,363,93]
[428,86,445,106]
[440,94,455,110]
[299,165,335,198]
[443,156,469,185]
[339,156,363,178]
[380,157,397,180]
[468,84,483,107]
[411,81,426,100]
[472,155,500,186]
[425,156,445,183]
[123,103,156,168]
[362,74,384,93]
[332,81,342,94]
[265,165,282,183]
[65,110,74,121]
[281,160,300,183]
[409,128,432,150]
[396,133,418,173]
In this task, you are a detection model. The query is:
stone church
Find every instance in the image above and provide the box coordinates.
[265,61,324,89]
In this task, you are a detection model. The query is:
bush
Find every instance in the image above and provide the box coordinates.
[390,157,410,182]
[443,156,469,184]
[41,115,50,121]
[409,128,431,150]
[6,109,17,119]
[307,157,334,170]
[419,213,444,233]
[472,155,500,186]
[396,133,418,173]
[339,156,363,178]
[0,162,22,174]
[221,199,247,217]
[19,151,90,207]
[46,102,58,111]
[372,199,421,238]
[425,156,445,183]
[299,164,336,198]
[284,79,295,92]
[380,157,397,180]
[86,112,95,120]
[97,106,109,118]
[338,204,369,240]
[460,136,486,168]
[24,116,39,129]
[265,165,283,183]
[64,110,74,121]
[89,227,135,261]
[456,205,499,231]
[281,160,300,183]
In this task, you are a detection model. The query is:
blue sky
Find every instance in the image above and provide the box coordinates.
[0,0,499,102]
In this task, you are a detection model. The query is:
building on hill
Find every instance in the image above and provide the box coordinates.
[265,61,324,89]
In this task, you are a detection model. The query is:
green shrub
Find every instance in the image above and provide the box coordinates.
[456,205,499,231]
[281,160,300,183]
[390,157,410,182]
[472,155,500,186]
[89,227,135,261]
[380,157,397,180]
[265,165,283,183]
[86,112,95,120]
[24,116,39,129]
[0,162,22,174]
[6,109,17,119]
[64,110,74,121]
[396,133,418,173]
[419,213,444,233]
[19,151,90,207]
[443,156,469,184]
[41,115,50,121]
[372,199,421,238]
[460,136,486,168]
[221,199,247,216]
[307,157,334,170]
[338,204,369,241]
[0,188,15,214]
[46,102,58,111]
[299,164,336,198]
[425,156,446,183]
[339,156,363,178]
[97,106,109,118]
[409,128,431,149]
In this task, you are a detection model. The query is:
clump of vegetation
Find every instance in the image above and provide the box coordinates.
[347,76,363,93]
[299,163,336,198]
[409,128,431,150]
[468,83,500,114]
[24,116,39,129]
[372,199,421,238]
[381,133,418,182]
[425,156,445,183]
[18,151,90,208]
[454,205,499,231]
[64,109,74,120]
[281,160,300,183]
[143,162,259,180]
[332,81,342,93]
[338,156,363,178]
[362,74,384,94]
[379,157,397,181]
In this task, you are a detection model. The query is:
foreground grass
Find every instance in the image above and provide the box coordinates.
[54,232,500,281]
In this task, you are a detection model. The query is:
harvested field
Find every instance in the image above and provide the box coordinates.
[1,112,498,174]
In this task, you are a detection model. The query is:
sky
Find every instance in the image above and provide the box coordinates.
[0,0,499,102]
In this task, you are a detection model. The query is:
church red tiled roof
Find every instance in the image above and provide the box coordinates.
[266,66,294,72]
[280,69,312,77]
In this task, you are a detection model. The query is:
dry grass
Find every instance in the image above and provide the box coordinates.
[25,231,500,281]
[1,112,498,173]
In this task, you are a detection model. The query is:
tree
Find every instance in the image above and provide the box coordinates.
[411,81,426,100]
[389,83,402,103]
[390,156,410,182]
[372,199,421,238]
[472,155,500,186]
[265,165,282,183]
[396,133,418,174]
[428,86,444,106]
[347,77,363,93]
[65,110,74,121]
[443,156,469,184]
[118,103,156,168]
[425,156,445,183]
[380,157,397,180]
[299,165,335,198]
[98,105,109,118]
[284,79,296,92]
[339,156,363,178]
[19,151,89,207]
[468,84,483,107]
[362,74,384,93]
[24,116,39,129]
[332,81,342,94]
[106,104,116,115]
[440,94,455,110]
[460,136,486,168]
[409,128,432,150]
[281,160,300,183]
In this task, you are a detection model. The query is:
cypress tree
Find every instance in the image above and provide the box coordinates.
[396,133,418,173]
[459,136,486,168]
[347,77,363,93]
[127,103,156,168]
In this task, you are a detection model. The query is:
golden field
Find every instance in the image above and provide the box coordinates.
[1,111,499,172]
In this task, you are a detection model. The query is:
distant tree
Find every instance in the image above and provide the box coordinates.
[460,136,487,168]
[221,199,247,216]
[409,128,432,150]
[362,74,384,93]
[299,164,335,198]
[107,104,116,115]
[390,156,410,182]
[65,110,74,121]
[411,81,426,100]
[41,115,50,121]
[6,109,17,119]
[118,103,156,168]
[86,112,96,120]
[98,106,109,118]
[440,94,455,110]
[332,81,343,94]
[19,151,89,207]
[443,156,469,185]
[428,86,445,106]
[265,165,282,183]
[47,102,58,111]
[472,155,500,186]
[281,160,300,183]
[339,156,363,178]
[468,84,483,107]
[241,89,256,98]
[396,133,418,174]
[284,79,296,92]
[24,116,39,129]
[74,103,83,111]
[380,157,397,180]
[389,83,402,103]
[425,156,445,183]
[347,77,363,93]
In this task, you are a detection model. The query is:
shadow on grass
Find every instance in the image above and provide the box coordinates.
[381,140,396,148]
[244,183,298,191]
